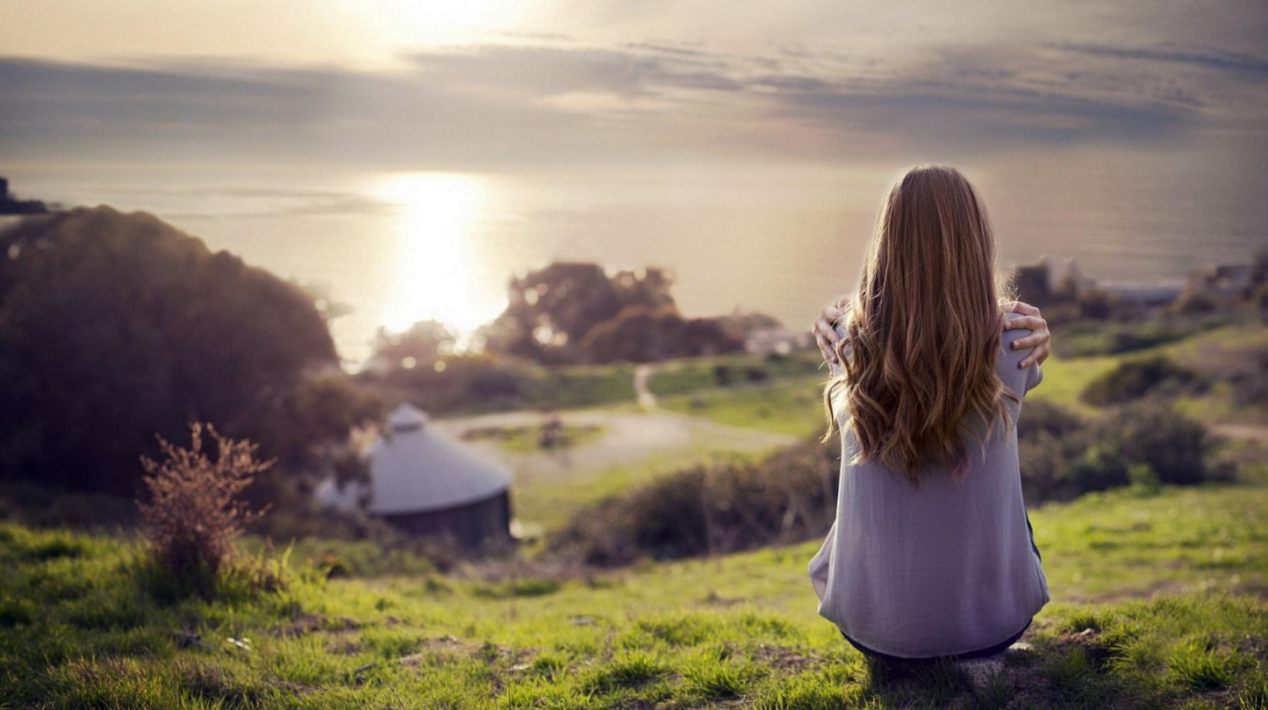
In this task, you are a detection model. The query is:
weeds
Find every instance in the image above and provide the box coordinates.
[136,422,273,596]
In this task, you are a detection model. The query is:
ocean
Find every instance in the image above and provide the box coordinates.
[8,149,1266,365]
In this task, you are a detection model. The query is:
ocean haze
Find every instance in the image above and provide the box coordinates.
[8,143,1264,365]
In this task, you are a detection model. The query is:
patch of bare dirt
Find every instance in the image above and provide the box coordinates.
[271,613,361,638]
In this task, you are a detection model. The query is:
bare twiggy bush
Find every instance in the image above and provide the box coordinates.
[137,423,273,577]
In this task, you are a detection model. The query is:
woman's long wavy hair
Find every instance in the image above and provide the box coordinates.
[823,165,1018,485]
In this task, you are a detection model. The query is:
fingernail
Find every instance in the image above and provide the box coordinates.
[1011,342,1018,349]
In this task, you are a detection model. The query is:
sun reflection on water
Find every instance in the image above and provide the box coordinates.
[375,172,502,338]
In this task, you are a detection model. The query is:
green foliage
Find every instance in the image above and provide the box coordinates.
[549,438,839,566]
[754,671,862,709]
[1078,403,1211,487]
[648,350,824,397]
[472,577,562,599]
[658,375,827,437]
[579,305,745,364]
[1240,677,1268,710]
[1055,316,1230,358]
[1019,401,1217,500]
[1081,355,1198,406]
[4,481,1268,709]
[1167,636,1250,692]
[0,207,379,501]
[680,649,759,700]
[360,353,637,415]
[581,650,669,692]
[484,261,679,363]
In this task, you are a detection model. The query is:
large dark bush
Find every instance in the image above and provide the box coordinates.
[1019,401,1216,499]
[1081,356,1197,406]
[0,207,377,500]
[1076,403,1211,487]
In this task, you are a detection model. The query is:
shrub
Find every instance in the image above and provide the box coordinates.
[1081,356,1197,406]
[0,207,350,498]
[1073,403,1211,488]
[1229,348,1268,410]
[558,401,1218,567]
[1018,399,1085,440]
[137,423,272,583]
[1019,401,1217,501]
[1054,317,1227,358]
[550,438,839,566]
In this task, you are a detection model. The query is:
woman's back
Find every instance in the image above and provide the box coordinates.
[808,313,1049,659]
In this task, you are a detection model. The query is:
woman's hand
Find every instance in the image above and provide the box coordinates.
[1003,301,1051,368]
[812,296,850,367]
[813,298,1053,369]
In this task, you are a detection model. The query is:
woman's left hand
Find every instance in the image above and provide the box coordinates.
[812,296,850,367]
[1003,301,1052,368]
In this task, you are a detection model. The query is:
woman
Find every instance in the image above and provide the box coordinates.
[807,165,1051,661]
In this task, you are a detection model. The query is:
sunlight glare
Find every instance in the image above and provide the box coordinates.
[376,172,499,340]
[374,0,528,44]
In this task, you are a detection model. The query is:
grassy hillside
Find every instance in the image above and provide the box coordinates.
[658,321,1268,438]
[3,482,1266,709]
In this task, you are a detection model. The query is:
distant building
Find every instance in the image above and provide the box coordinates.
[316,403,513,548]
[0,177,50,215]
[745,327,812,356]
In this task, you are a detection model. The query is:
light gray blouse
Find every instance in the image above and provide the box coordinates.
[808,314,1049,658]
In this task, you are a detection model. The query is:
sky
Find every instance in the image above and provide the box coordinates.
[2,0,1267,175]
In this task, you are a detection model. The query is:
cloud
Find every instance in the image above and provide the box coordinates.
[1055,43,1268,76]
[0,33,1262,171]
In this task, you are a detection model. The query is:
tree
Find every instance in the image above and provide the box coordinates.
[0,206,378,500]
[483,262,677,363]
[579,305,745,363]
[371,319,455,369]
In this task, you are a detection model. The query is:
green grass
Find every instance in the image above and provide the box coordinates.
[656,321,1268,435]
[512,443,783,533]
[657,375,829,437]
[647,349,826,396]
[4,481,1268,709]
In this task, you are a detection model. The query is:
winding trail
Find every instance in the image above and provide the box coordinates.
[433,407,795,487]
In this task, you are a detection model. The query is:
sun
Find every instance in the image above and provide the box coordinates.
[373,0,531,44]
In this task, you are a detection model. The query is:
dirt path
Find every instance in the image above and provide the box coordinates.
[433,408,796,486]
[1211,422,1268,443]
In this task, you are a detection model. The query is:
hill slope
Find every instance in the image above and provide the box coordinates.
[2,482,1267,709]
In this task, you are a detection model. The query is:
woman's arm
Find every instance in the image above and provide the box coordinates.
[812,298,1052,369]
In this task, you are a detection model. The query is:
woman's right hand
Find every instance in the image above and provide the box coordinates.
[812,296,849,367]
